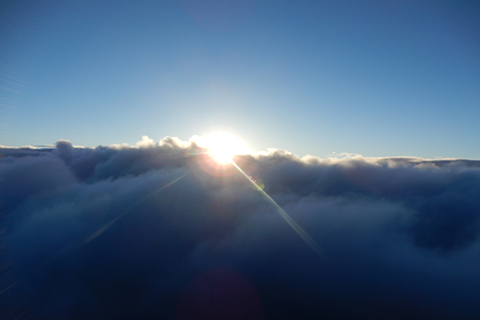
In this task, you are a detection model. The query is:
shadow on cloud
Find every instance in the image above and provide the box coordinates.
[1,137,480,319]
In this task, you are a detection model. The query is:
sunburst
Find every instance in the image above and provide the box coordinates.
[202,133,248,164]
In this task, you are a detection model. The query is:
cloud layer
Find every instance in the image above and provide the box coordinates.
[1,137,480,319]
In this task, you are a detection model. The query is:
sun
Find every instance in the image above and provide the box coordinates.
[202,133,247,164]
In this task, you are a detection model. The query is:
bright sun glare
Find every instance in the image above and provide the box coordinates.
[202,133,247,164]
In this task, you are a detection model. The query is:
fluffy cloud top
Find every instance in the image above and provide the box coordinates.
[1,137,479,319]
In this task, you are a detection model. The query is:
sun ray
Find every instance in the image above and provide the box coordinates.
[230,160,327,260]
[83,173,188,244]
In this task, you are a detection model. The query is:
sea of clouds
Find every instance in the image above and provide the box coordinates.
[1,136,479,319]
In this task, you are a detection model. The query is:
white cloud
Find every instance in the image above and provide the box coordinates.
[1,137,480,319]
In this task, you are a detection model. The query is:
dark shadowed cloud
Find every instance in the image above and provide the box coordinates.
[1,137,480,319]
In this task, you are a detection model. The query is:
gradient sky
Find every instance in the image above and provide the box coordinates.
[1,0,479,158]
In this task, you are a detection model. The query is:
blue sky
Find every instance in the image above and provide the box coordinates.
[1,0,479,158]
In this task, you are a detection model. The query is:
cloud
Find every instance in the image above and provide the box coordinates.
[1,137,480,319]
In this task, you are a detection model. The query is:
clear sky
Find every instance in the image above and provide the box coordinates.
[1,0,479,159]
